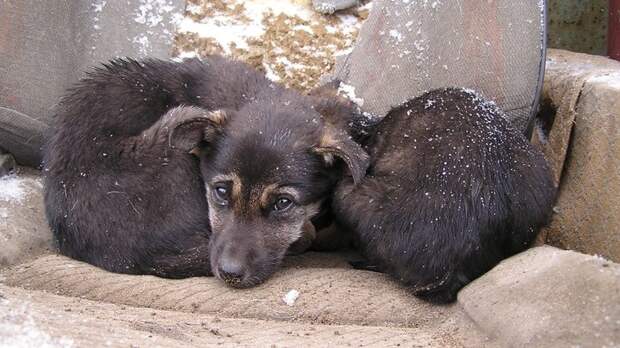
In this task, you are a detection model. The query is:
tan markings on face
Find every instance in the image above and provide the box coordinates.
[207,172,245,217]
[211,173,242,202]
[258,184,278,211]
[259,185,301,209]
[206,184,222,230]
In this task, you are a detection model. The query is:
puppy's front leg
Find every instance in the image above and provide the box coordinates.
[148,234,213,278]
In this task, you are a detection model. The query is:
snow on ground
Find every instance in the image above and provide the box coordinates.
[337,82,364,106]
[0,172,43,210]
[588,72,620,90]
[0,175,28,204]
[0,299,74,348]
[282,289,300,306]
[174,0,371,90]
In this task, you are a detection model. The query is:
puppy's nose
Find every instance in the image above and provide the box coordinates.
[218,258,244,285]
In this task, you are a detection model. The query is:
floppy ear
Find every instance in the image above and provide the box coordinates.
[310,81,379,146]
[309,81,355,127]
[313,127,369,184]
[167,106,227,152]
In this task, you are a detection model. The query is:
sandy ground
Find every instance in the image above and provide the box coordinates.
[0,284,474,348]
[173,0,370,91]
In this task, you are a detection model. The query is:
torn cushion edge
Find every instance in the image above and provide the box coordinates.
[532,49,620,262]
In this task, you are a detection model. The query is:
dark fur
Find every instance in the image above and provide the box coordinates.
[44,56,274,277]
[333,88,556,303]
[186,82,368,287]
[44,56,364,284]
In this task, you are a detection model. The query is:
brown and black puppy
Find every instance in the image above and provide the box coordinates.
[44,56,366,285]
[178,87,368,287]
[333,88,556,303]
[44,56,271,278]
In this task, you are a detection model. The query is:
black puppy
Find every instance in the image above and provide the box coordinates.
[44,57,265,277]
[333,88,556,303]
[180,85,368,287]
[44,56,366,285]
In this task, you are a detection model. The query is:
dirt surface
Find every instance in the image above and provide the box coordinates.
[0,253,490,347]
[174,0,370,91]
[1,254,478,332]
[0,285,472,348]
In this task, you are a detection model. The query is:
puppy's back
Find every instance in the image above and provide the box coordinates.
[334,88,556,303]
[43,56,270,276]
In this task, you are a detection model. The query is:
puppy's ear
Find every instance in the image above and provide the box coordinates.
[310,81,355,127]
[168,107,227,152]
[313,127,369,184]
[310,81,378,145]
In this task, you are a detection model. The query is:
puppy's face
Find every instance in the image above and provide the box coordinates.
[204,158,324,288]
[170,95,368,288]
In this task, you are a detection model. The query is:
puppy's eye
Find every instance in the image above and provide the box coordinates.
[212,185,229,206]
[273,196,294,212]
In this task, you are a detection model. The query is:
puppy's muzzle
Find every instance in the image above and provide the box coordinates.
[216,257,245,286]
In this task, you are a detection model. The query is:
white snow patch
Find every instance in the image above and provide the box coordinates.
[335,46,354,57]
[337,83,364,107]
[413,39,427,51]
[337,14,362,33]
[389,29,403,42]
[92,0,107,30]
[282,289,300,306]
[588,72,620,90]
[186,2,203,15]
[263,63,281,82]
[175,51,199,61]
[176,0,326,55]
[293,24,314,34]
[92,0,106,12]
[276,56,307,71]
[0,300,74,348]
[243,0,313,21]
[178,0,314,42]
[174,0,365,86]
[132,34,151,56]
[177,16,264,54]
[0,174,27,203]
[135,0,176,28]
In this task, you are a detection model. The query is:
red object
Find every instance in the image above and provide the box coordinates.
[610,0,620,60]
